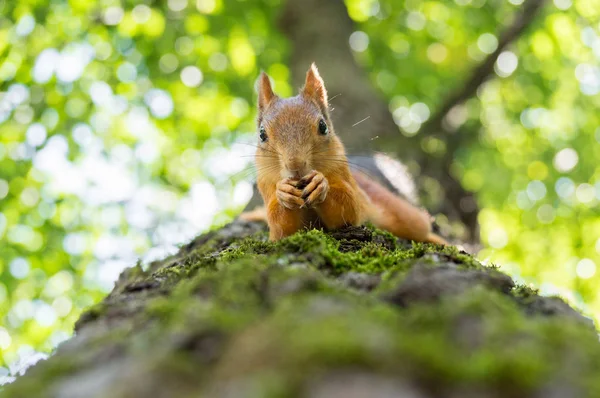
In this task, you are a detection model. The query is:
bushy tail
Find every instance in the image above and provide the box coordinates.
[239,206,267,222]
[425,232,449,246]
[353,171,449,245]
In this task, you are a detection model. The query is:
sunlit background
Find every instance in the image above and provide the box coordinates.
[1,0,599,384]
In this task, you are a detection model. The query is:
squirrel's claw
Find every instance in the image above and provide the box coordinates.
[298,170,318,190]
[301,171,328,207]
[276,178,305,209]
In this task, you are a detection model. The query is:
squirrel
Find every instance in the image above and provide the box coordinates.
[240,63,448,246]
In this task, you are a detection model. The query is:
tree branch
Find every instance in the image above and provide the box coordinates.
[421,0,547,135]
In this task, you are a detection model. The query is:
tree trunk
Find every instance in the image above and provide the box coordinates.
[3,221,599,398]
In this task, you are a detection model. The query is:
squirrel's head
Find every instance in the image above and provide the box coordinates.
[255,63,343,180]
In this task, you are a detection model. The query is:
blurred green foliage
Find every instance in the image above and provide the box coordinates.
[349,0,600,321]
[0,0,599,377]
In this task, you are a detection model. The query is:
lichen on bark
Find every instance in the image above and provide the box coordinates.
[3,221,600,398]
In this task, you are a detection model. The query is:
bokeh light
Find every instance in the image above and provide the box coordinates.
[0,0,288,381]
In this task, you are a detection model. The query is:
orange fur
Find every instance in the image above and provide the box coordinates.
[244,63,448,245]
[238,206,266,222]
[265,196,304,241]
[353,172,448,245]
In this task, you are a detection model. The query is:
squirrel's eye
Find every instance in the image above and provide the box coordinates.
[318,119,328,135]
[259,127,268,142]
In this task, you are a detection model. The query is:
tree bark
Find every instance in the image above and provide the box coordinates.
[3,221,599,397]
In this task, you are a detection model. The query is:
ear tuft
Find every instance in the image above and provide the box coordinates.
[256,72,276,113]
[302,63,328,108]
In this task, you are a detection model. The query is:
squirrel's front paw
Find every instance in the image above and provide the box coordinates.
[276,178,304,209]
[299,170,329,207]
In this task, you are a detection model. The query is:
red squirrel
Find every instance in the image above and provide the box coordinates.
[240,63,448,245]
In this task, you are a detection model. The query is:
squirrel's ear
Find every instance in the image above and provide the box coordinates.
[302,63,328,108]
[256,72,276,113]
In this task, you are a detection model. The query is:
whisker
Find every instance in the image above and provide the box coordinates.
[327,166,378,185]
[325,147,395,159]
[240,155,278,159]
[315,154,378,159]
[312,158,380,181]
[351,116,371,127]
[235,142,261,149]
[309,149,391,159]
[228,163,281,180]
[307,140,322,155]
[265,141,281,156]
[329,93,342,102]
[317,157,374,170]
[236,142,280,156]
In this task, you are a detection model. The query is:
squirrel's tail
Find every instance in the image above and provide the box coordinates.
[239,206,267,222]
[425,232,449,246]
[353,171,449,245]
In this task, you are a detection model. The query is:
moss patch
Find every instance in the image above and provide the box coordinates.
[3,221,600,398]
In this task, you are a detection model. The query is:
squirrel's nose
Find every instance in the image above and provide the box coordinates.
[285,159,307,175]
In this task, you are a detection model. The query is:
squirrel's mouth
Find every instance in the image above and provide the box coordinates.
[281,169,301,179]
[281,167,310,180]
[280,157,310,180]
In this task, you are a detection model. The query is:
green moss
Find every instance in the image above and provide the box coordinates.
[150,225,485,287]
[219,236,273,263]
[4,222,600,398]
[408,242,484,270]
[215,227,484,278]
[1,359,78,397]
[74,302,108,329]
[150,252,218,285]
[214,286,600,397]
[369,224,400,246]
[512,283,540,300]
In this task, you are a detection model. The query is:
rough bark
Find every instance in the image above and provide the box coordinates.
[3,221,599,398]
